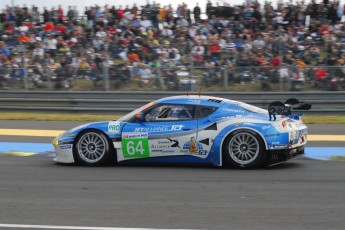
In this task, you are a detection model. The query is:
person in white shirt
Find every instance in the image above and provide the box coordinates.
[140,16,152,29]
[188,26,197,39]
[95,27,107,38]
[191,42,205,61]
[138,64,153,86]
[161,26,173,39]
[43,34,57,57]
[252,35,265,50]
[171,48,181,65]
[194,30,207,43]
[32,42,45,60]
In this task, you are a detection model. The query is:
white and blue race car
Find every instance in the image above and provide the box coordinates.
[53,95,310,168]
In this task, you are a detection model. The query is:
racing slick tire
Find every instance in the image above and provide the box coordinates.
[223,130,267,169]
[73,130,116,166]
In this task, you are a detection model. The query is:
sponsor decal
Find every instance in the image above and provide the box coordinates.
[150,144,171,149]
[182,137,207,155]
[295,123,306,128]
[265,134,280,137]
[171,125,183,131]
[151,149,161,153]
[158,140,170,144]
[187,99,201,104]
[198,150,208,155]
[222,108,245,113]
[150,138,181,152]
[122,133,148,139]
[122,132,149,158]
[134,125,183,132]
[108,121,120,133]
[261,125,271,130]
[167,138,180,148]
[59,144,72,149]
[272,145,289,149]
[162,149,174,153]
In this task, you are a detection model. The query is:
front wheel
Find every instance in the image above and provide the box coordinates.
[223,130,267,169]
[74,130,115,166]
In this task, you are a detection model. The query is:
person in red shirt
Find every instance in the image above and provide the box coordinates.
[18,32,30,43]
[117,7,124,19]
[22,20,33,29]
[209,42,220,58]
[55,24,66,35]
[43,22,54,32]
[5,23,15,34]
[271,56,280,66]
[319,24,330,35]
[314,67,327,89]
[108,26,116,34]
[127,50,140,62]
[57,5,64,23]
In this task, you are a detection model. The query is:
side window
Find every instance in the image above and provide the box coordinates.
[144,104,195,121]
[195,106,217,119]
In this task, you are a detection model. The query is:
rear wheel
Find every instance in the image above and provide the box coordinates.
[223,130,267,169]
[74,130,115,166]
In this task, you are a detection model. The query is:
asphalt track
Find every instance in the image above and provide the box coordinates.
[0,121,344,230]
[0,154,344,230]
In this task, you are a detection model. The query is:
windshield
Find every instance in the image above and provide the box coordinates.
[239,102,268,114]
[117,101,156,122]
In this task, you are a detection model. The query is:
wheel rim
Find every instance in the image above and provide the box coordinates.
[77,132,106,163]
[228,132,260,165]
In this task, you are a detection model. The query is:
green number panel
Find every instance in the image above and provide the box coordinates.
[122,138,150,158]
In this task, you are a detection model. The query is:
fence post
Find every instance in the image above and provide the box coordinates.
[103,64,110,91]
[287,65,291,92]
[20,43,29,91]
[156,67,166,90]
[279,66,283,92]
[43,63,52,90]
[189,40,194,91]
[223,66,228,90]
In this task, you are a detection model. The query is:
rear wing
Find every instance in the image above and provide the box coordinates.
[268,98,312,121]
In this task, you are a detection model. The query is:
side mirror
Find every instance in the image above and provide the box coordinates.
[136,112,144,122]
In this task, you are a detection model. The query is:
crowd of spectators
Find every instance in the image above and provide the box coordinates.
[1,0,345,91]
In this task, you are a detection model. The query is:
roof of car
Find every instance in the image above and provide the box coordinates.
[156,95,237,107]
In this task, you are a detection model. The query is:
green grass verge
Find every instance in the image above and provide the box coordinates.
[330,156,345,161]
[302,116,345,124]
[0,112,345,124]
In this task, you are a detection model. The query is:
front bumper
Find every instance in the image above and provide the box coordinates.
[267,146,305,165]
[53,144,75,164]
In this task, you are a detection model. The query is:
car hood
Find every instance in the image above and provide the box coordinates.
[62,121,113,137]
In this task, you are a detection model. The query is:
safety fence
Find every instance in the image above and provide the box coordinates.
[1,65,345,92]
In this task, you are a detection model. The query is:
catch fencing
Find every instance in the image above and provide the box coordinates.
[1,65,345,92]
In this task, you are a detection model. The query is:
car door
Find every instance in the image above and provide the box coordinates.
[120,104,199,161]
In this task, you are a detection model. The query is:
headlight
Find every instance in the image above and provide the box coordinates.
[53,139,59,148]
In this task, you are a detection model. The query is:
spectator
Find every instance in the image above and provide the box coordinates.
[193,3,201,22]
[43,34,57,57]
[138,64,153,87]
[1,1,345,91]
[0,41,10,57]
[192,42,205,62]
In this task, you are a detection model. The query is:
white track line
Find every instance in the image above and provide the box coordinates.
[0,224,201,230]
